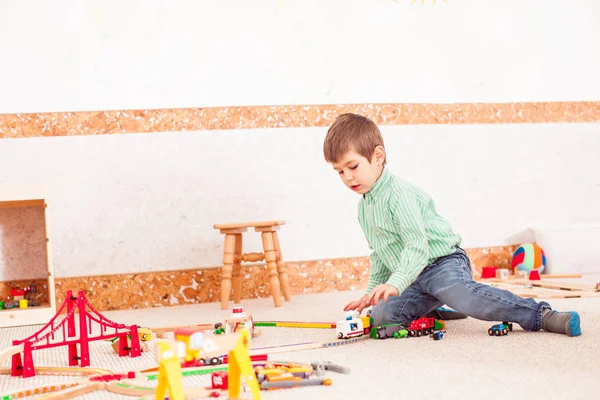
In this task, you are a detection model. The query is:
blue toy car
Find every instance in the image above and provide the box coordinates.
[430,330,445,340]
[488,321,513,336]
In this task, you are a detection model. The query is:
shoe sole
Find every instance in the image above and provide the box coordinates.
[568,312,581,337]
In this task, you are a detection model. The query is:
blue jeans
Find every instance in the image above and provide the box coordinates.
[370,247,550,331]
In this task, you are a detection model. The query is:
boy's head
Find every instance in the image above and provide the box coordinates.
[323,113,386,195]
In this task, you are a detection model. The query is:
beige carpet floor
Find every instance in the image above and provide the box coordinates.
[1,275,599,400]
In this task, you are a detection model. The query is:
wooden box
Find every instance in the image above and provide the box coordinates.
[0,186,57,327]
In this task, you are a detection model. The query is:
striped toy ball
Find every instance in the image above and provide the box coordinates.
[512,243,546,274]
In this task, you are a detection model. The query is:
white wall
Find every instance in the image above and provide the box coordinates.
[1,0,600,113]
[1,123,599,278]
[1,0,599,279]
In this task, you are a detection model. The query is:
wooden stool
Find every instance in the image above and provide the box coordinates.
[213,220,292,309]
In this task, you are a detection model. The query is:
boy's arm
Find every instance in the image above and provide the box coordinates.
[386,191,429,296]
[365,251,389,294]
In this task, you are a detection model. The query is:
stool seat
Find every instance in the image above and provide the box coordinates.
[214,220,291,309]
[214,220,285,231]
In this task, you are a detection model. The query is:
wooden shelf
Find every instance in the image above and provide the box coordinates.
[0,186,57,328]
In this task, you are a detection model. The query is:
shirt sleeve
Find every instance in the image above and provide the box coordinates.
[385,191,429,295]
[365,251,389,294]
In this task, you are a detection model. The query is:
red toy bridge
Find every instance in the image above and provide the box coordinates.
[10,289,141,378]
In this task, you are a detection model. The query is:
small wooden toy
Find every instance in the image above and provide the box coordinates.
[488,321,513,336]
[155,329,261,399]
[371,323,406,339]
[336,310,371,339]
[155,341,185,400]
[224,306,261,338]
[214,322,225,335]
[110,327,152,353]
[372,317,445,339]
[336,312,364,339]
[407,317,436,336]
[25,283,42,307]
[211,370,228,390]
[496,268,510,279]
[480,266,498,279]
[529,270,541,280]
[261,377,332,390]
[393,329,409,339]
[430,330,446,340]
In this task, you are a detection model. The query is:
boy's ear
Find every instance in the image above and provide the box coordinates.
[372,146,386,166]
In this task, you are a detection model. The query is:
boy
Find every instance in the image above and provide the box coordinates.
[323,113,581,337]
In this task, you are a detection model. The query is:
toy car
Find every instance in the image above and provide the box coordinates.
[430,330,445,340]
[370,323,405,339]
[488,321,513,336]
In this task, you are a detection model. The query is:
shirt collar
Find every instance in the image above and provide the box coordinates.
[363,166,390,201]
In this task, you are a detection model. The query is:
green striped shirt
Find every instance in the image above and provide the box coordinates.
[358,167,461,295]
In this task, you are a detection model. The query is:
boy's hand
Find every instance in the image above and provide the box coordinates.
[343,298,369,313]
[364,284,398,306]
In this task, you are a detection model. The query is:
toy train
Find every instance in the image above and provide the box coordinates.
[174,327,266,367]
[336,310,446,340]
[371,317,446,339]
[335,310,372,339]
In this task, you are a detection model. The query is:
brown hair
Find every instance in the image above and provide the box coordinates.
[323,113,386,164]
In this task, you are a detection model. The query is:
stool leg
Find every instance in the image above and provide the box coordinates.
[220,234,237,310]
[272,231,291,302]
[261,231,282,307]
[232,234,243,304]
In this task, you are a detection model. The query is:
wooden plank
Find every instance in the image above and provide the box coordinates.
[150,324,215,335]
[498,276,593,290]
[0,199,45,208]
[43,204,57,322]
[484,282,600,299]
[249,342,323,355]
[496,274,584,280]
[484,278,593,291]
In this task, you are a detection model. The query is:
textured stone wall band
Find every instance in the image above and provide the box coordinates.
[0,246,515,312]
[1,101,599,139]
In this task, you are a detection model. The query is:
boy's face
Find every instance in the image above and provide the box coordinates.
[331,147,385,195]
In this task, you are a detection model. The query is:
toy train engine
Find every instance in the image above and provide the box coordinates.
[407,317,436,337]
[336,310,368,339]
